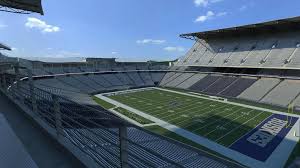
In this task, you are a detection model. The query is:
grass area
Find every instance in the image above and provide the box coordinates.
[108,88,272,147]
[114,107,153,125]
[162,86,293,114]
[144,125,242,165]
[285,140,300,167]
[92,96,115,109]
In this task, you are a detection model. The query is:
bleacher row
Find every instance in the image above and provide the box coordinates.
[177,31,300,69]
[160,72,300,108]
[7,80,236,168]
[65,127,228,168]
[33,72,166,97]
[17,58,169,76]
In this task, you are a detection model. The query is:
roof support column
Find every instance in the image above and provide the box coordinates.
[27,69,38,116]
[119,126,129,168]
[52,94,64,138]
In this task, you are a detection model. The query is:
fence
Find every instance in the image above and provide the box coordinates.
[0,69,244,168]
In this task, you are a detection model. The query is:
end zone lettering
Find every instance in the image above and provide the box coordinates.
[247,118,288,148]
[230,114,298,161]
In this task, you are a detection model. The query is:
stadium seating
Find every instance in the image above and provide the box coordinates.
[260,79,300,107]
[202,76,237,94]
[164,73,195,88]
[127,72,145,86]
[225,38,258,66]
[262,33,299,67]
[176,73,207,89]
[102,74,124,86]
[189,75,221,92]
[56,76,96,93]
[219,77,257,97]
[286,45,300,67]
[150,72,166,84]
[161,73,183,86]
[139,72,155,86]
[238,78,281,101]
[87,74,112,88]
[177,30,300,70]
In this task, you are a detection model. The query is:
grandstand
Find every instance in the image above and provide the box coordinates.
[1,4,300,168]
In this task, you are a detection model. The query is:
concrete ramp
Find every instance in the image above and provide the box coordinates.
[0,114,38,168]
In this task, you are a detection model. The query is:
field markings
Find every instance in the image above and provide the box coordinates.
[110,89,267,146]
[112,92,210,118]
[96,93,280,168]
[215,111,263,143]
[112,94,201,117]
[116,91,229,126]
[156,87,300,118]
[227,113,274,148]
[171,103,234,127]
[128,94,212,119]
[110,88,264,142]
[192,106,247,132]
[204,109,255,137]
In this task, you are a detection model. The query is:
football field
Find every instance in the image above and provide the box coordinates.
[95,87,299,166]
[106,87,271,146]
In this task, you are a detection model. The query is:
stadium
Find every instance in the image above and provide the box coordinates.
[0,1,300,168]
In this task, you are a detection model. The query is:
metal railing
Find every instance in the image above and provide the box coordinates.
[0,70,244,168]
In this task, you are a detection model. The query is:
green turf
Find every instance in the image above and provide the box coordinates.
[107,88,272,147]
[162,86,293,114]
[285,140,300,167]
[92,96,115,109]
[114,107,153,125]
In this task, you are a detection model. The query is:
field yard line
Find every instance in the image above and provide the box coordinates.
[156,87,300,118]
[171,102,233,126]
[141,98,213,119]
[108,109,144,127]
[120,91,214,118]
[227,113,273,148]
[215,111,263,142]
[120,90,233,121]
[120,89,201,109]
[181,104,241,130]
[95,94,278,168]
[118,94,203,118]
[192,106,246,132]
[122,93,202,116]
[142,123,158,127]
[204,109,255,137]
[159,100,214,120]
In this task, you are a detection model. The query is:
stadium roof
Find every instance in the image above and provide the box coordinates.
[0,0,43,15]
[0,43,11,50]
[180,16,300,40]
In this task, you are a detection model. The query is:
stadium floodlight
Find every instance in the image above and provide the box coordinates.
[0,0,43,15]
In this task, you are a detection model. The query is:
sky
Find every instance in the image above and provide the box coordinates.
[1,0,300,62]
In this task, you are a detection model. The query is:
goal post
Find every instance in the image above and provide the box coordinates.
[287,103,300,137]
[286,103,294,128]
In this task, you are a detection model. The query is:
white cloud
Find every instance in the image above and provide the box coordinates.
[136,39,166,45]
[239,5,247,11]
[194,0,223,7]
[111,52,118,55]
[216,12,227,17]
[194,11,214,22]
[11,47,18,51]
[25,17,60,33]
[164,46,185,52]
[0,24,7,28]
[194,11,227,23]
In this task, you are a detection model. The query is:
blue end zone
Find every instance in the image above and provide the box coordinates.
[230,114,298,162]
